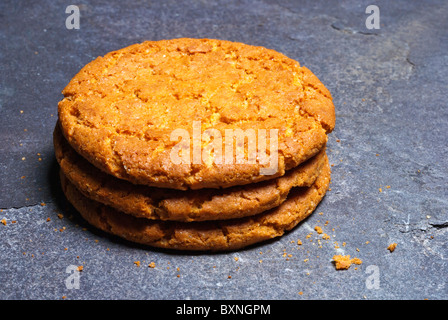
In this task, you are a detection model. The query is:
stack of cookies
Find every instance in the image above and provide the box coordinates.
[54,38,335,251]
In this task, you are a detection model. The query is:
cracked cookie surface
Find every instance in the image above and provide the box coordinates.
[60,157,331,251]
[58,38,335,189]
[54,122,327,221]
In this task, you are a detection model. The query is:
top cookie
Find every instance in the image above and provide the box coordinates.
[58,38,335,190]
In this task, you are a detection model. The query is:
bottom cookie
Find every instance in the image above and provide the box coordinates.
[60,160,331,251]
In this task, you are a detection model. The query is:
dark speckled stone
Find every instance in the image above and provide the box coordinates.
[0,0,446,300]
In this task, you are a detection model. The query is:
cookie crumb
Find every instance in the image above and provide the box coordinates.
[134,261,141,267]
[77,266,83,272]
[332,255,363,270]
[148,262,156,268]
[1,219,6,226]
[387,243,397,252]
[314,226,323,234]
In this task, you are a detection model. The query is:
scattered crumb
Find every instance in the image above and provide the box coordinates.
[332,255,363,270]
[1,219,6,226]
[298,291,303,295]
[297,239,302,245]
[314,226,323,234]
[46,217,51,222]
[322,234,330,240]
[234,257,239,261]
[62,296,67,300]
[387,243,397,253]
[40,202,46,206]
[148,262,156,268]
[134,261,140,267]
[386,185,391,189]
[77,266,83,272]
[379,188,382,193]
[57,213,64,219]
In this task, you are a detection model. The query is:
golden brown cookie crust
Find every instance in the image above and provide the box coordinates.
[54,122,327,221]
[58,38,335,190]
[60,158,331,251]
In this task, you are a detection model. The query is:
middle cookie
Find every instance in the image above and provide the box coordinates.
[54,123,327,222]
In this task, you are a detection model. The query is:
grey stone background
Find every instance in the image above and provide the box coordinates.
[0,0,446,300]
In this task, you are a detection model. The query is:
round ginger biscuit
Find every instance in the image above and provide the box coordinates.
[58,38,335,190]
[60,158,331,251]
[54,122,327,222]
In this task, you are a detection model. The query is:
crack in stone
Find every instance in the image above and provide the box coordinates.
[1,201,54,211]
[330,22,379,36]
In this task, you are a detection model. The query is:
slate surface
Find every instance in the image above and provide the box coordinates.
[0,0,447,300]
